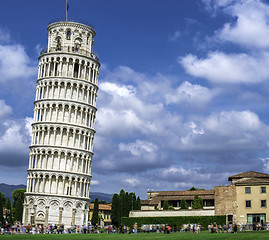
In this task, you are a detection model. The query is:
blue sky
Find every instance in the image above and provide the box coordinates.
[1,0,269,199]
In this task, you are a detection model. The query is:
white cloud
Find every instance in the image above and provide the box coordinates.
[214,0,269,49]
[179,110,268,152]
[179,51,269,84]
[24,117,33,137]
[91,180,100,186]
[165,81,216,107]
[0,100,12,119]
[119,140,157,157]
[124,178,141,187]
[0,117,32,167]
[100,82,136,98]
[0,44,36,83]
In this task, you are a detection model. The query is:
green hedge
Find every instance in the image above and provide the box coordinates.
[122,215,226,229]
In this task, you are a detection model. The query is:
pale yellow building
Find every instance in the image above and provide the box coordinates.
[89,203,111,226]
[228,171,269,225]
[135,171,269,225]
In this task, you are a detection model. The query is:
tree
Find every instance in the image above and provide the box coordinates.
[12,189,26,208]
[136,196,141,210]
[129,192,136,211]
[6,198,13,224]
[192,195,203,209]
[188,187,205,191]
[180,198,189,209]
[163,200,169,210]
[91,198,99,226]
[111,193,121,227]
[14,196,23,222]
[0,192,4,225]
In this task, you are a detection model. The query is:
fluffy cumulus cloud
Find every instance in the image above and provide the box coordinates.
[0,44,36,83]
[0,100,12,119]
[164,81,216,107]
[0,116,32,167]
[215,0,269,49]
[179,0,269,84]
[89,64,269,196]
[180,51,269,84]
[179,110,268,153]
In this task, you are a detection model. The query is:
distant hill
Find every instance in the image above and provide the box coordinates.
[89,192,113,203]
[0,183,26,202]
[0,183,113,203]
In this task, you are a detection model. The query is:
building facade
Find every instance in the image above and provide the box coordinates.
[23,20,100,227]
[133,171,269,225]
[89,204,112,226]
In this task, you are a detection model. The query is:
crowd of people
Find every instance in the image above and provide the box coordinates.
[1,222,269,235]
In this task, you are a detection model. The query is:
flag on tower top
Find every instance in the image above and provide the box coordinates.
[67,1,69,12]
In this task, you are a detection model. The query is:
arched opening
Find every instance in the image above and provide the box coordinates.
[66,30,71,40]
[56,37,62,51]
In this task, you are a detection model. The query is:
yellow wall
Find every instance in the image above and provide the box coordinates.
[89,208,111,224]
[236,185,269,224]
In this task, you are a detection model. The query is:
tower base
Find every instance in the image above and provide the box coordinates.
[23,193,89,228]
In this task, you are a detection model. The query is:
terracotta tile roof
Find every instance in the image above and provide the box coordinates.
[151,190,214,196]
[228,171,269,181]
[234,178,269,185]
[89,203,111,210]
[146,190,214,205]
[141,200,150,205]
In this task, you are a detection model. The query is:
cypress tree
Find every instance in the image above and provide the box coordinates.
[180,198,189,209]
[192,195,203,209]
[6,198,13,224]
[111,193,121,227]
[0,192,3,225]
[136,196,141,210]
[91,198,99,226]
[15,196,23,222]
[123,192,130,217]
[129,192,136,210]
[163,200,169,210]
[119,189,125,218]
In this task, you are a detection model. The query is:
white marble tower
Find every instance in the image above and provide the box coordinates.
[23,20,100,227]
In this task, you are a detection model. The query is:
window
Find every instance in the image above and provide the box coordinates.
[245,187,251,194]
[261,187,266,194]
[246,200,251,208]
[66,30,71,40]
[261,200,267,208]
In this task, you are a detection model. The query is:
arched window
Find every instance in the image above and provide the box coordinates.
[74,38,82,52]
[56,37,62,51]
[66,30,71,40]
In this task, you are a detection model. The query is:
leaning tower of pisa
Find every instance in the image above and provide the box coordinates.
[23,20,100,227]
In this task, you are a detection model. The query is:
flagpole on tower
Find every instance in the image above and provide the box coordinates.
[66,0,68,21]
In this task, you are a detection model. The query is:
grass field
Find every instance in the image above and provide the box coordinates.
[1,231,269,240]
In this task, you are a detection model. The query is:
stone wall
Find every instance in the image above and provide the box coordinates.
[129,209,215,218]
[214,185,236,217]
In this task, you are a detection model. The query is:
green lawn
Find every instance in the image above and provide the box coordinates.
[1,231,269,240]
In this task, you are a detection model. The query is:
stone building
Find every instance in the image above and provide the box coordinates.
[132,171,269,224]
[23,20,100,227]
[89,203,112,226]
[216,171,269,224]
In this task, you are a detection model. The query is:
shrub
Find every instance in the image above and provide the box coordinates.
[121,215,226,229]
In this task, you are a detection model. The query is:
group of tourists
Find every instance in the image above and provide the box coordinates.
[208,222,269,233]
[1,222,269,235]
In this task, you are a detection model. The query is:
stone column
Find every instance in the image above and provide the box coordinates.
[45,206,49,226]
[23,204,28,225]
[72,209,76,226]
[58,207,63,225]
